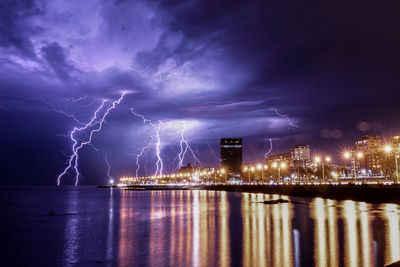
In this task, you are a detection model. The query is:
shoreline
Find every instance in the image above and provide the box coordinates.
[100,184,400,204]
[200,184,400,204]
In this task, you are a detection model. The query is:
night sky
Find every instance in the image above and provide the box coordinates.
[1,0,399,185]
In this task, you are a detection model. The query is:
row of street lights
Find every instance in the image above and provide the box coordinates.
[384,145,399,181]
[313,155,331,180]
[243,145,397,183]
[120,144,399,185]
[243,162,287,182]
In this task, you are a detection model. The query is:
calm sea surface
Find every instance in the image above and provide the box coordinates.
[0,186,399,266]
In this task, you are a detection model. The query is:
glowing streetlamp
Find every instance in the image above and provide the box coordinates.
[280,162,286,182]
[243,166,250,183]
[343,151,363,181]
[273,162,286,182]
[256,164,264,182]
[220,168,226,183]
[384,144,399,182]
[314,155,331,181]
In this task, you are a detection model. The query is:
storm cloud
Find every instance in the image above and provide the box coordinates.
[1,0,399,184]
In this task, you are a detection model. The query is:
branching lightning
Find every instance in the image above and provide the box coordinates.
[135,136,154,177]
[104,153,114,184]
[57,92,126,186]
[64,95,89,103]
[32,97,86,125]
[154,121,164,176]
[130,108,165,176]
[262,108,299,159]
[177,121,201,169]
[130,110,202,177]
[269,108,299,129]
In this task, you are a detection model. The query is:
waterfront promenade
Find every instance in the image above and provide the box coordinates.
[110,181,400,204]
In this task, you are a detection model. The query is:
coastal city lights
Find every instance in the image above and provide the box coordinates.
[118,134,400,186]
[3,1,400,266]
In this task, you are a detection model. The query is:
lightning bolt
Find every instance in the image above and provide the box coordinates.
[32,97,86,125]
[264,138,273,158]
[130,109,164,177]
[135,136,154,177]
[177,121,201,169]
[57,92,126,186]
[64,95,89,103]
[269,108,299,129]
[262,108,299,159]
[154,121,163,176]
[104,153,114,184]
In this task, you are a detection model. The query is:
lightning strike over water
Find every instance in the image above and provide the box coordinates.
[177,122,201,169]
[131,109,165,176]
[135,136,154,177]
[154,121,164,176]
[104,153,114,184]
[57,92,126,186]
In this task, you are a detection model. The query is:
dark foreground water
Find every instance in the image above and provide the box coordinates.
[1,187,400,266]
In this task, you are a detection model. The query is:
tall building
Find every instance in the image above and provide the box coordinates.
[290,145,311,168]
[393,135,400,150]
[355,135,382,171]
[220,138,242,172]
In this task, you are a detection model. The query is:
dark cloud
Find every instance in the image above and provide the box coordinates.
[40,42,74,80]
[1,0,399,184]
[0,0,43,58]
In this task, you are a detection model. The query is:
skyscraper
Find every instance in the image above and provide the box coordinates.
[220,138,242,173]
[355,135,382,171]
[290,145,311,168]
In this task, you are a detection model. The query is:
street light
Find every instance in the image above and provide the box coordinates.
[257,164,264,182]
[383,144,399,182]
[314,155,331,181]
[243,166,250,183]
[343,151,363,182]
[220,168,226,183]
[280,162,286,182]
[250,166,255,183]
[273,162,286,182]
[272,162,278,182]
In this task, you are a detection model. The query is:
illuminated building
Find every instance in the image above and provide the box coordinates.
[355,135,382,173]
[290,145,311,168]
[393,135,400,149]
[265,153,291,166]
[220,138,242,173]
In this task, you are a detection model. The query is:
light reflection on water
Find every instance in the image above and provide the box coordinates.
[61,189,400,266]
